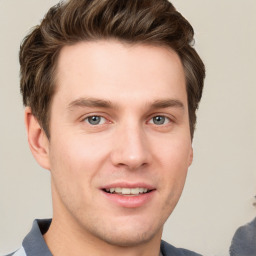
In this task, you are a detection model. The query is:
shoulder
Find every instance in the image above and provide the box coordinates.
[229,217,256,256]
[3,219,52,256]
[3,247,27,256]
[232,217,256,239]
[161,240,203,256]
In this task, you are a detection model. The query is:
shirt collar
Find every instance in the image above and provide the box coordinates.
[22,219,52,256]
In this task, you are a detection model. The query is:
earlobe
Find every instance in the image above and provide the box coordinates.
[25,107,51,170]
[188,147,193,166]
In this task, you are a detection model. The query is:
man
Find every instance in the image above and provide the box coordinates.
[7,0,205,255]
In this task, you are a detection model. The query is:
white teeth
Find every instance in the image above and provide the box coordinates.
[131,188,139,194]
[122,188,131,194]
[115,188,122,193]
[105,187,149,195]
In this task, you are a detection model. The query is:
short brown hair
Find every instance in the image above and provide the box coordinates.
[20,0,205,139]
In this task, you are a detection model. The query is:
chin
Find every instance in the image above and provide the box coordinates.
[80,216,162,247]
[98,206,174,247]
[97,228,159,247]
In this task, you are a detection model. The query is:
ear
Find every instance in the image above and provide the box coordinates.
[25,107,51,170]
[188,146,193,167]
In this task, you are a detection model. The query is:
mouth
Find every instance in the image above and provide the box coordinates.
[103,187,153,196]
[101,184,156,208]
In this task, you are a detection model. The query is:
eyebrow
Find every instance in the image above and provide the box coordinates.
[68,98,113,110]
[149,99,184,110]
[68,97,184,111]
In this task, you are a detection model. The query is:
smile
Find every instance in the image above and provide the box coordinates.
[104,187,151,195]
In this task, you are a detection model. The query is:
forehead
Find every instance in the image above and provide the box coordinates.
[54,40,187,107]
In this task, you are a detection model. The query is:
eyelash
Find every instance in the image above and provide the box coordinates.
[82,114,173,126]
[83,115,109,126]
[148,115,171,125]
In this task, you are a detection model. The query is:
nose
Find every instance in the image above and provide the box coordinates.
[110,123,151,170]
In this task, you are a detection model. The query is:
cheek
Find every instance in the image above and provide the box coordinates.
[156,136,191,198]
[156,133,192,170]
[48,133,111,190]
[48,136,104,214]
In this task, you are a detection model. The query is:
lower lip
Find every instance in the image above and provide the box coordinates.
[102,190,155,208]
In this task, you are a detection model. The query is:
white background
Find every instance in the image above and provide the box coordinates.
[0,0,255,255]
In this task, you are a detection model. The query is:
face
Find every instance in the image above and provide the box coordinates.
[45,41,193,246]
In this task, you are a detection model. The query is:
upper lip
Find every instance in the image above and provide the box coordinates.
[101,182,155,190]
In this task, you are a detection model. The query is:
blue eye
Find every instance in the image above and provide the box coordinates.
[149,116,170,125]
[85,116,106,125]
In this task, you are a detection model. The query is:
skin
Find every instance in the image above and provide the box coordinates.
[26,40,193,256]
